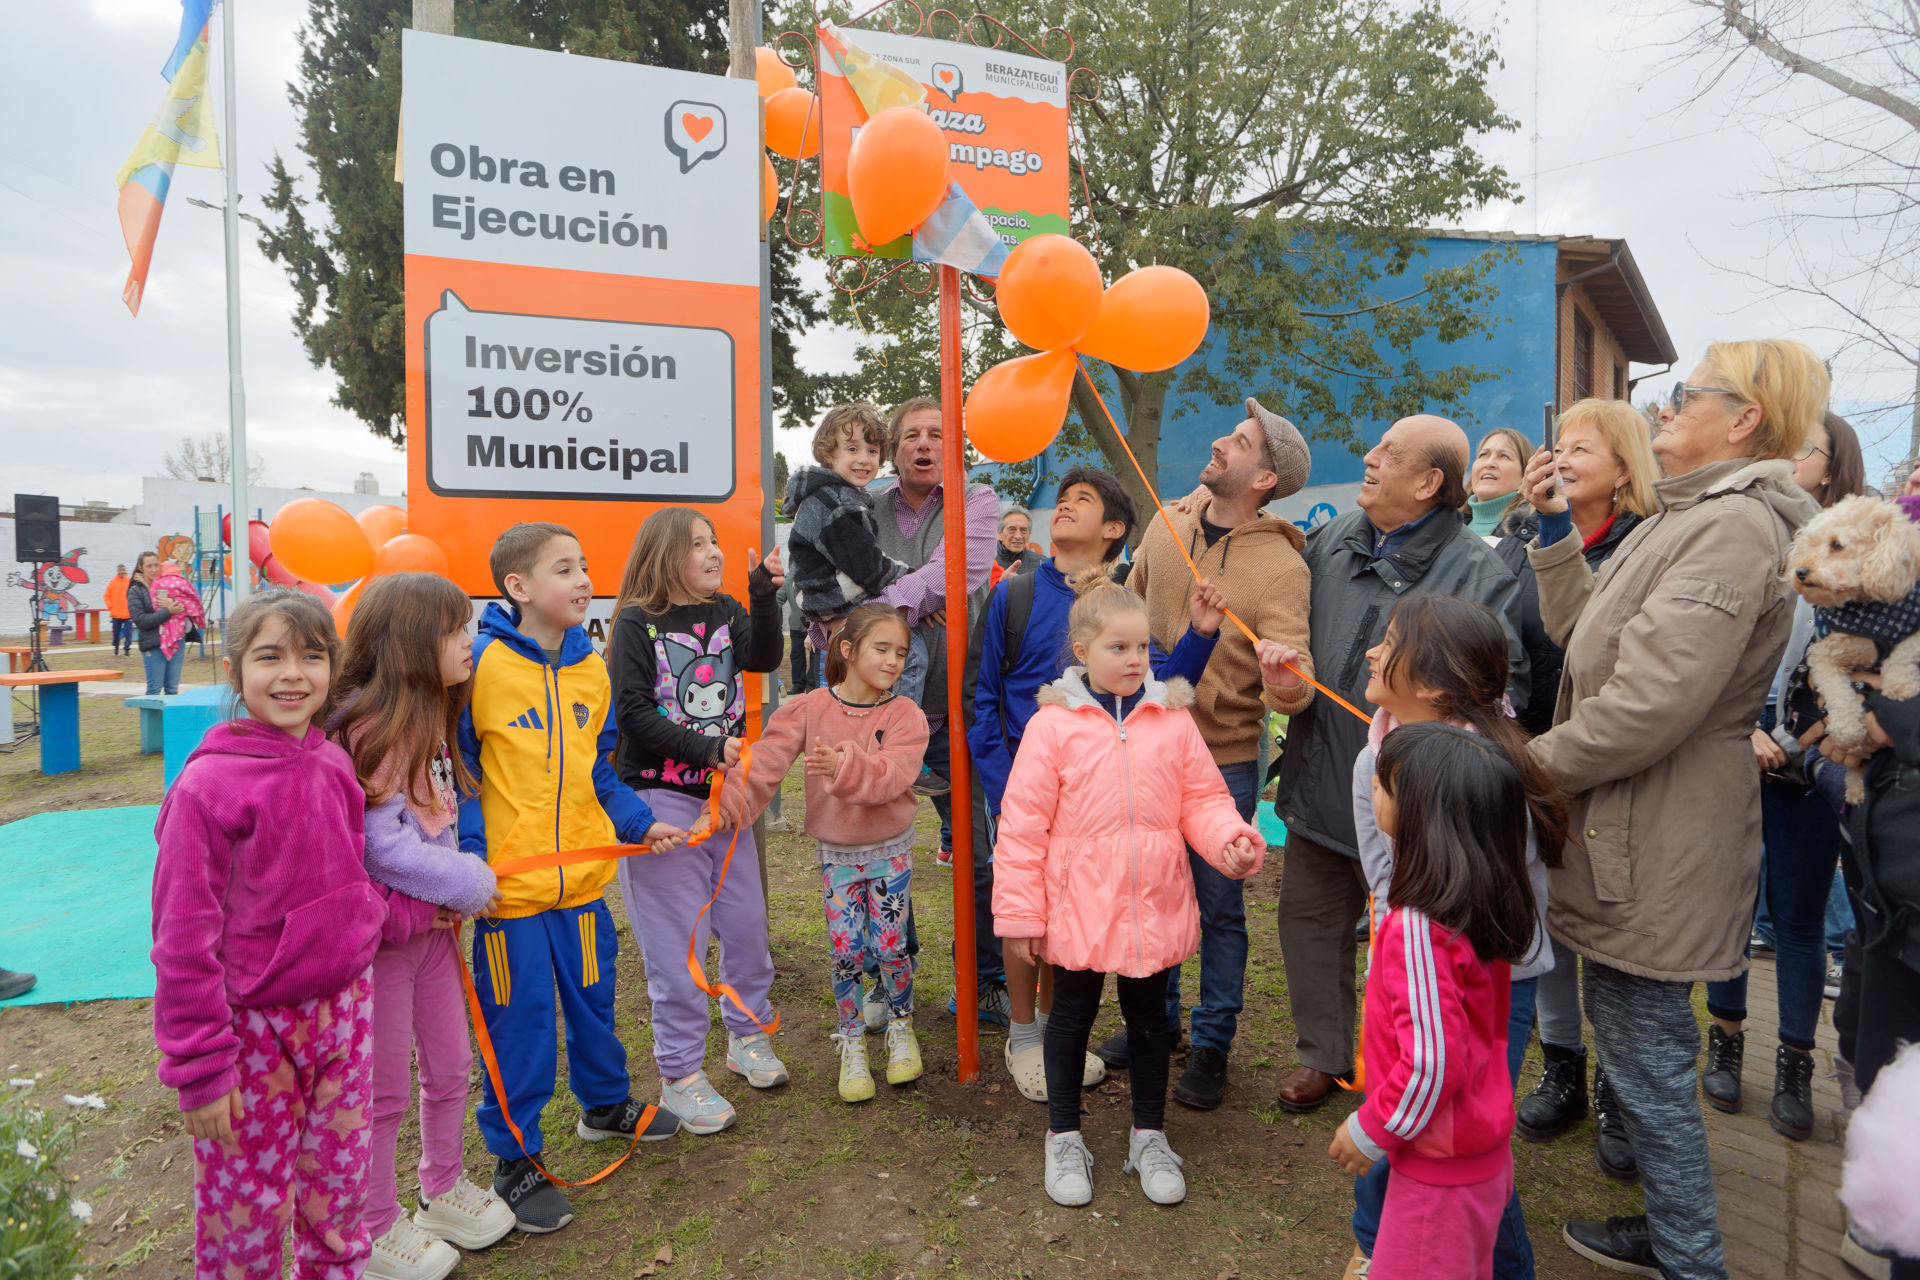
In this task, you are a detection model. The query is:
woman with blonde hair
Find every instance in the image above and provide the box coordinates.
[1501,398,1662,1181]
[1522,339,1826,1279]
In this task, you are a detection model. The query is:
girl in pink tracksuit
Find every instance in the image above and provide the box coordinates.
[331,574,515,1278]
[1328,721,1542,1279]
[994,568,1263,1210]
[151,591,386,1280]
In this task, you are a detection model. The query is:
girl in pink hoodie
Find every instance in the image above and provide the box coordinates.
[706,603,930,1104]
[1328,722,1542,1279]
[331,573,513,1279]
[994,568,1263,1209]
[151,590,387,1280]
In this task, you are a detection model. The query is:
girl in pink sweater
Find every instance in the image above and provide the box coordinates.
[151,590,386,1280]
[993,569,1263,1209]
[331,574,513,1280]
[1328,721,1541,1279]
[706,603,930,1104]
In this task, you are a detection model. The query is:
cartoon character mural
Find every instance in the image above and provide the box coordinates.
[6,549,91,627]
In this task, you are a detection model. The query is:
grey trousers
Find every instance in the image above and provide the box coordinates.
[1534,935,1585,1050]
[1275,832,1370,1076]
[1585,960,1727,1280]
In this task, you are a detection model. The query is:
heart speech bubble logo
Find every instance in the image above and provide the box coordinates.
[665,100,727,173]
[930,62,963,102]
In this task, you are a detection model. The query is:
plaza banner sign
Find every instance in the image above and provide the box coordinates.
[402,30,763,626]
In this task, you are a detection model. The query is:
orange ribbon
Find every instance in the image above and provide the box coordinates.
[454,743,776,1185]
[1073,356,1373,726]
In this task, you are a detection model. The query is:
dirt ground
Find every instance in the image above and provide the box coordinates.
[0,643,1637,1279]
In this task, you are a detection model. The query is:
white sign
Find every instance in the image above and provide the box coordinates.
[401,31,759,288]
[423,292,736,501]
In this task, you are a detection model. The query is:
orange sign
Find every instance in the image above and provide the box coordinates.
[401,32,765,653]
[819,30,1069,259]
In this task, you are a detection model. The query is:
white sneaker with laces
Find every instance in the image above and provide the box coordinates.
[413,1175,516,1250]
[725,1031,790,1089]
[365,1218,459,1280]
[884,1015,923,1084]
[862,986,889,1033]
[1124,1128,1187,1204]
[1044,1130,1094,1206]
[660,1069,737,1135]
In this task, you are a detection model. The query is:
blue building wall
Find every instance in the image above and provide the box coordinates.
[1009,236,1561,533]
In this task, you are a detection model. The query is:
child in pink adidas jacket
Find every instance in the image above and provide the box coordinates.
[1328,721,1540,1279]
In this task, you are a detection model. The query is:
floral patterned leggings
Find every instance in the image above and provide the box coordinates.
[823,850,913,1036]
[190,972,375,1280]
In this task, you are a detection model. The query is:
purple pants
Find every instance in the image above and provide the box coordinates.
[366,929,471,1238]
[617,789,776,1080]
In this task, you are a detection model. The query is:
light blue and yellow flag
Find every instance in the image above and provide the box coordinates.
[116,25,220,315]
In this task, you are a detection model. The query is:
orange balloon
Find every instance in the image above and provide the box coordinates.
[965,350,1077,464]
[332,578,368,637]
[754,46,798,99]
[1075,265,1211,373]
[762,155,779,222]
[270,498,374,585]
[370,533,451,579]
[765,88,821,160]
[847,106,950,247]
[355,504,407,548]
[997,234,1104,351]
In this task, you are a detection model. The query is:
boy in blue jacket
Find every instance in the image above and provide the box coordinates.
[966,467,1225,1098]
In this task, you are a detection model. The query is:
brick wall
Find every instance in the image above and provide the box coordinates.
[1556,280,1632,408]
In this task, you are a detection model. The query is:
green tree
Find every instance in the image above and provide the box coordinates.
[259,0,826,445]
[815,0,1518,530]
[771,448,790,504]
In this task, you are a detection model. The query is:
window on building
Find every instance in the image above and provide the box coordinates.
[1573,310,1594,401]
[1613,361,1626,401]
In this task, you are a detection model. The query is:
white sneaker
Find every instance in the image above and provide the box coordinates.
[1082,1051,1107,1087]
[413,1175,516,1250]
[725,1031,790,1089]
[862,986,889,1033]
[834,1031,876,1103]
[365,1219,459,1280]
[884,1016,924,1084]
[1044,1130,1094,1207]
[1004,1039,1047,1102]
[660,1070,737,1135]
[1124,1128,1186,1204]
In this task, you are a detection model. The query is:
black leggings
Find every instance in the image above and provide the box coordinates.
[1046,964,1173,1134]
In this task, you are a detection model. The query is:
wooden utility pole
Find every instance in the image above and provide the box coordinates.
[414,0,453,34]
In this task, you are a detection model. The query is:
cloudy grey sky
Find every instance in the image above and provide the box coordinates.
[4,0,1914,511]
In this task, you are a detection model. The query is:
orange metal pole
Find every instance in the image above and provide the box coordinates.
[938,263,979,1083]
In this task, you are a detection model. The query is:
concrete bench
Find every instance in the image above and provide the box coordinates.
[123,686,239,787]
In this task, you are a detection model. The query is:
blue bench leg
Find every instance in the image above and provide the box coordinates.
[139,708,163,754]
[39,683,81,775]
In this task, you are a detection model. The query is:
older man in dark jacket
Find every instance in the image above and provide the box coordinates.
[1272,413,1528,1112]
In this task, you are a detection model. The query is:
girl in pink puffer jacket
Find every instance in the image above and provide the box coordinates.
[994,568,1263,1210]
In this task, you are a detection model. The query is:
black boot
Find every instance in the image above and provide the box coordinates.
[1093,1022,1181,1070]
[1563,1214,1664,1278]
[1769,1043,1815,1140]
[1701,1024,1744,1113]
[1516,1041,1588,1141]
[1172,1045,1228,1110]
[1592,1066,1640,1183]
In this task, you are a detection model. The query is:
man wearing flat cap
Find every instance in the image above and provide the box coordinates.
[1097,397,1317,1110]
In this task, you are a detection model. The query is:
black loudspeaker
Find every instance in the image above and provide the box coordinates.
[14,494,60,563]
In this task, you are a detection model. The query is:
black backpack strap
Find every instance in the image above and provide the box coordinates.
[1000,569,1038,677]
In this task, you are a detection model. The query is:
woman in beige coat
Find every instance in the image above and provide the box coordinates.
[1518,339,1826,1280]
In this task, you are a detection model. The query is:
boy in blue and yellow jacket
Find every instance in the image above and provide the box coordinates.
[457,522,685,1234]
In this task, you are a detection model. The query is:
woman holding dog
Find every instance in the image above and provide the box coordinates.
[1518,339,1825,1280]
[1694,412,1864,1141]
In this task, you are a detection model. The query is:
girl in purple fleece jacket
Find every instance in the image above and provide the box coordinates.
[151,591,385,1280]
[331,574,514,1276]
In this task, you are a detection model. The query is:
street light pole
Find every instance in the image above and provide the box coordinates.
[220,0,249,614]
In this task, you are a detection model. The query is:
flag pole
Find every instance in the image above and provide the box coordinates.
[220,0,249,615]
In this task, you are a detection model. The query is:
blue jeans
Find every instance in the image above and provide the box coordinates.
[1165,760,1256,1054]
[142,645,185,695]
[111,618,133,652]
[1824,871,1853,959]
[1352,977,1538,1276]
[1704,773,1843,1049]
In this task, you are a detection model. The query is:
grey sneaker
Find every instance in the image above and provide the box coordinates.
[1123,1128,1187,1204]
[1044,1130,1094,1207]
[660,1070,736,1135]
[725,1031,790,1089]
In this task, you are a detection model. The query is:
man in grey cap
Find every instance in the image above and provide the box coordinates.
[1098,398,1317,1110]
